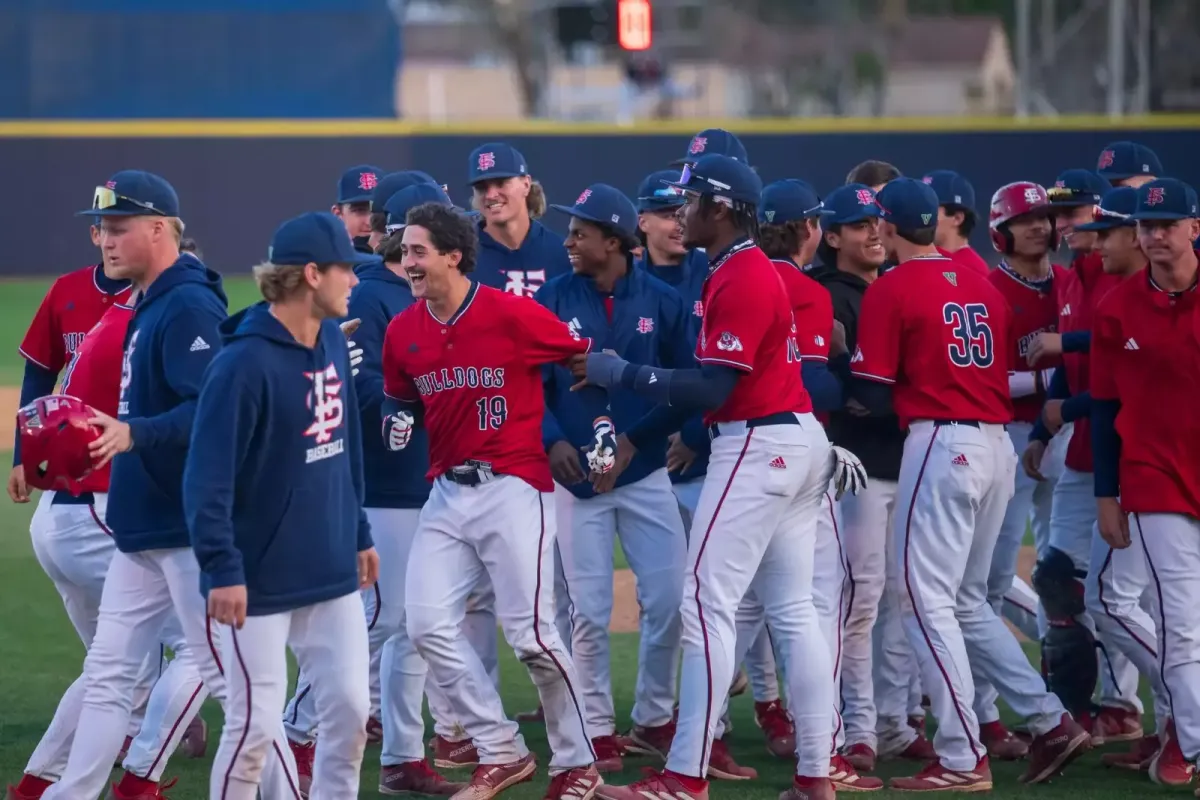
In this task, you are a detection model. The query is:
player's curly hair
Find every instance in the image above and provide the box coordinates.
[405,203,479,274]
[591,220,641,258]
[698,194,760,242]
[759,220,815,261]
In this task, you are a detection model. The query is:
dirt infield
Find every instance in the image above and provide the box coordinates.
[0,386,16,450]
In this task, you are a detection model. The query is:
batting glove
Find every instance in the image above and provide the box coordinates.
[348,340,363,377]
[383,411,415,452]
[586,417,617,474]
[830,445,868,501]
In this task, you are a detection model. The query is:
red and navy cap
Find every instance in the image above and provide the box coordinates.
[1074,186,1138,231]
[758,180,830,225]
[81,170,179,217]
[468,142,529,184]
[637,169,687,211]
[670,128,749,167]
[1096,141,1163,181]
[550,184,639,238]
[922,170,977,212]
[665,154,762,206]
[874,178,941,231]
[821,184,883,227]
[1047,169,1110,207]
[1130,178,1199,221]
[269,211,375,266]
[384,183,455,233]
[370,171,440,213]
[337,165,384,204]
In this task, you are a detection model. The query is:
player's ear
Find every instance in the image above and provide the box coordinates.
[446,248,463,271]
[824,229,841,250]
[303,262,321,290]
[638,213,649,234]
[331,204,343,217]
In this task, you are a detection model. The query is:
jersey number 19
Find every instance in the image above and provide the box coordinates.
[476,395,508,430]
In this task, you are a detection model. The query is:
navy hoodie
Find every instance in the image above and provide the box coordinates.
[343,259,431,508]
[185,303,373,617]
[537,266,694,499]
[109,255,227,553]
[474,218,572,297]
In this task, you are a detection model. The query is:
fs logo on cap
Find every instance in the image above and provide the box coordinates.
[358,172,378,191]
[576,189,592,205]
[1097,150,1115,170]
[1146,187,1165,205]
[689,137,707,155]
[636,317,654,334]
[1024,187,1042,204]
[105,180,117,189]
[855,189,874,205]
[477,152,496,171]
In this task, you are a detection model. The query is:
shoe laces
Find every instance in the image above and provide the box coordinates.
[830,754,858,776]
[756,701,794,739]
[545,769,582,796]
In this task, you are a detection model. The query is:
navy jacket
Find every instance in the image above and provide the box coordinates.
[537,265,694,499]
[636,248,710,482]
[343,259,432,508]
[185,303,373,617]
[474,218,572,297]
[109,255,227,553]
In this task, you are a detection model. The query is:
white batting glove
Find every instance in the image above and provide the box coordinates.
[347,340,363,377]
[383,411,415,452]
[830,445,868,501]
[586,417,617,474]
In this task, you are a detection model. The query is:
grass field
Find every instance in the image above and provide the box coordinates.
[0,277,1173,798]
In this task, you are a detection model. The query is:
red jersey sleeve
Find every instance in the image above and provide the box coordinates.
[849,277,903,383]
[697,278,772,372]
[1090,296,1123,401]
[514,296,594,365]
[795,283,834,362]
[19,281,63,372]
[382,315,420,403]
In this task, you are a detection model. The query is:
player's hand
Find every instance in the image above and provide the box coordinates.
[208,585,248,629]
[1021,440,1047,481]
[339,318,361,338]
[358,547,380,589]
[566,353,588,380]
[829,320,849,358]
[87,410,134,468]
[383,411,415,452]
[7,465,30,504]
[1026,332,1063,367]
[1042,399,1065,434]
[590,433,635,494]
[666,433,697,474]
[584,417,617,475]
[1097,497,1131,549]
[570,350,628,392]
[845,397,871,417]
[548,440,586,485]
[830,446,868,501]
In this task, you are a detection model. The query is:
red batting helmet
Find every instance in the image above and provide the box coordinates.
[17,395,101,495]
[989,181,1058,254]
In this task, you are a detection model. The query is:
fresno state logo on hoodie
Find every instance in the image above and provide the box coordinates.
[303,362,345,464]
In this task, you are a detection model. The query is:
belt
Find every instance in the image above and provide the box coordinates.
[932,420,980,428]
[51,491,96,506]
[441,460,497,487]
[709,411,800,440]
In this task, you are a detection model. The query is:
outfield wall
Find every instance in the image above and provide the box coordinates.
[4,116,1200,276]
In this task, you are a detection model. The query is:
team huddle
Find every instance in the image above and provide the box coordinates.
[5,129,1200,800]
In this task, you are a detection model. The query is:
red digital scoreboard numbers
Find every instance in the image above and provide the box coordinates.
[617,0,652,51]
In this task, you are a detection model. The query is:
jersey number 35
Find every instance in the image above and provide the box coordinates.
[943,302,994,369]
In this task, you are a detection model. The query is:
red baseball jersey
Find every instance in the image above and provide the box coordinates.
[696,241,811,424]
[987,262,1064,423]
[1091,271,1200,520]
[939,245,991,277]
[382,282,592,492]
[19,265,132,374]
[772,259,833,363]
[851,254,1013,428]
[58,301,135,493]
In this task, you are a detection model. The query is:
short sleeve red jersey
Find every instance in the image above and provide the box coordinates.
[696,241,811,424]
[58,301,135,493]
[19,265,132,374]
[382,282,592,491]
[987,263,1064,423]
[851,254,1013,428]
[772,259,833,362]
[1091,270,1200,520]
[939,245,991,277]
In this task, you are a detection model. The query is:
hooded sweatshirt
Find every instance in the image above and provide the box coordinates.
[474,218,572,297]
[185,303,372,617]
[108,254,227,553]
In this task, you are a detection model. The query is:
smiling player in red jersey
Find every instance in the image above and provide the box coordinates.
[381,202,611,800]
[849,177,1089,793]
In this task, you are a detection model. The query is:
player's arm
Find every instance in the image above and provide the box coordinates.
[127,303,224,450]
[517,297,614,433]
[796,289,843,412]
[1009,368,1056,398]
[1089,310,1122,499]
[847,279,902,416]
[342,351,374,553]
[541,365,571,450]
[345,293,391,415]
[1062,331,1090,353]
[1029,366,1070,444]
[184,352,260,589]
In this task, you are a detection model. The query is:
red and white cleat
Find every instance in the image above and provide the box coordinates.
[889,758,993,793]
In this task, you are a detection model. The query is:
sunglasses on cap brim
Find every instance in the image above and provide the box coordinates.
[1046,187,1096,206]
[92,186,163,214]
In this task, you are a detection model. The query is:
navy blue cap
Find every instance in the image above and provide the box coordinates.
[670,129,749,167]
[82,170,179,217]
[468,142,529,184]
[1047,169,1111,207]
[922,170,976,211]
[384,183,454,233]
[370,170,438,213]
[1130,178,1200,221]
[665,155,762,206]
[337,164,384,204]
[874,178,941,231]
[1096,141,1163,181]
[1074,186,1139,231]
[550,184,639,239]
[758,180,830,224]
[268,211,374,266]
[821,183,883,226]
[637,169,687,211]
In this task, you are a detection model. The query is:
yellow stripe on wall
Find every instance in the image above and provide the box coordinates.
[1,114,1200,138]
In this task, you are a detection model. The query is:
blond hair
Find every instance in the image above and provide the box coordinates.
[470,178,547,220]
[252,262,309,303]
[167,217,185,245]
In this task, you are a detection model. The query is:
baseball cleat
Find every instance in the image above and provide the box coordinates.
[729,669,750,697]
[908,715,927,734]
[590,736,625,773]
[289,739,315,798]
[513,705,545,724]
[366,716,384,745]
[543,765,602,800]
[889,758,993,792]
[379,759,466,796]
[842,743,876,772]
[829,754,884,792]
[1018,713,1091,784]
[449,753,536,800]
[1091,706,1142,745]
[1150,720,1196,786]
[6,775,54,800]
[706,738,757,780]
[979,720,1028,761]
[624,721,676,760]
[104,776,177,799]
[178,715,207,759]
[753,700,796,759]
[778,776,836,799]
[431,735,480,769]
[595,770,708,800]
[1101,734,1159,771]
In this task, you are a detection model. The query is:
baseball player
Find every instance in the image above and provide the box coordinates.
[332,164,383,253]
[846,160,901,192]
[382,201,612,799]
[850,177,1089,791]
[923,170,991,275]
[1096,141,1162,189]
[536,184,690,773]
[669,128,750,168]
[579,154,838,800]
[1072,185,1184,780]
[42,171,299,800]
[468,142,572,297]
[185,211,380,800]
[1091,178,1200,782]
[810,184,934,768]
[361,170,443,253]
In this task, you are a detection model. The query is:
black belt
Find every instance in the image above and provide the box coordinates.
[441,460,496,487]
[932,420,980,428]
[709,411,800,440]
[51,491,96,506]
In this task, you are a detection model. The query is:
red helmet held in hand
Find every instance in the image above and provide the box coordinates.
[989,181,1059,254]
[17,395,101,495]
